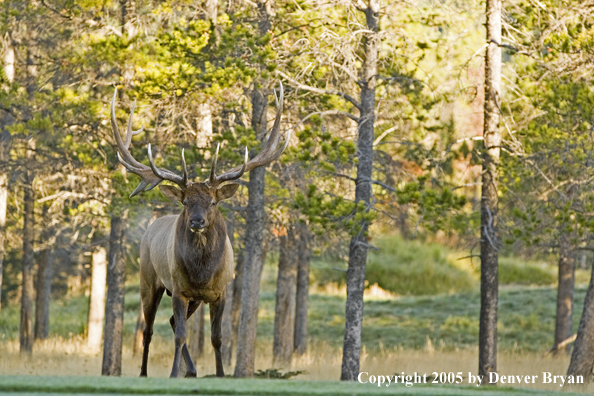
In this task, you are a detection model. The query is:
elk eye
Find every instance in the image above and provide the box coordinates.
[211,200,216,206]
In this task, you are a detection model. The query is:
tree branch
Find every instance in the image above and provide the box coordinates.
[41,0,74,20]
[277,71,362,111]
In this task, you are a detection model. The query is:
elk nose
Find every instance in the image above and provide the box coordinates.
[190,218,205,231]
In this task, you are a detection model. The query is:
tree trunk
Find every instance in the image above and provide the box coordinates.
[340,0,378,381]
[0,169,6,314]
[479,0,502,381]
[554,238,575,355]
[189,303,205,361]
[273,228,297,367]
[293,223,310,355]
[88,247,107,352]
[20,139,36,355]
[102,213,127,376]
[0,37,13,314]
[221,210,236,366]
[204,0,218,21]
[567,258,594,381]
[234,86,268,377]
[34,246,52,340]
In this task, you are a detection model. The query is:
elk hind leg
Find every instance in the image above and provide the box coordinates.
[209,296,226,377]
[140,285,165,377]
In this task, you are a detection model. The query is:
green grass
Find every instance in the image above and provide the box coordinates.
[0,234,591,353]
[0,375,584,396]
[312,236,476,296]
[0,283,588,353]
[311,235,588,296]
[497,257,556,286]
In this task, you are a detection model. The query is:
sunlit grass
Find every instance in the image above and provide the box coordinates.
[311,234,590,296]
[1,234,593,393]
[0,337,592,393]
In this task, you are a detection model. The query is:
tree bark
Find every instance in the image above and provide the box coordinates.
[273,228,297,367]
[567,258,594,381]
[293,223,310,355]
[0,168,6,314]
[34,246,52,340]
[189,303,205,361]
[20,138,36,355]
[88,247,107,352]
[102,213,127,376]
[554,237,575,355]
[340,0,379,381]
[234,86,268,377]
[233,3,272,375]
[204,0,218,22]
[479,0,502,381]
[0,35,13,314]
[221,210,236,366]
[0,38,13,314]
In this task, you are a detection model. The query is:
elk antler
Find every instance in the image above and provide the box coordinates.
[111,88,188,197]
[209,82,290,186]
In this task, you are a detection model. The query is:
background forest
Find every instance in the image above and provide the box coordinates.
[1,0,594,390]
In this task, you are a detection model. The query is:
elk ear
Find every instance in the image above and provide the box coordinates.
[216,183,239,201]
[159,185,183,202]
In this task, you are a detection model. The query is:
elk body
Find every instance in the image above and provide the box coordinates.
[110,85,288,378]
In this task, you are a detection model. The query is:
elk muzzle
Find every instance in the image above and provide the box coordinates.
[189,217,207,233]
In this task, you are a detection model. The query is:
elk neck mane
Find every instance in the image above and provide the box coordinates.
[174,208,227,286]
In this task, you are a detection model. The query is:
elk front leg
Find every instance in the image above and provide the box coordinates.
[170,294,188,378]
[169,300,201,378]
[209,296,226,377]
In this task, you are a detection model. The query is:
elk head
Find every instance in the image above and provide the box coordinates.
[110,84,288,233]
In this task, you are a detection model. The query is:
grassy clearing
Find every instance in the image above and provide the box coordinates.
[0,283,589,352]
[1,234,593,394]
[311,234,590,296]
[0,373,589,396]
[1,337,592,393]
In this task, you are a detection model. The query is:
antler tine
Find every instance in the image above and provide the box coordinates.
[116,152,161,197]
[254,82,284,161]
[210,82,288,185]
[147,143,186,187]
[215,147,248,184]
[181,148,188,186]
[111,87,187,197]
[209,143,220,185]
[124,100,144,148]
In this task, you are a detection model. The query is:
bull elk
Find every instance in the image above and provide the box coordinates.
[110,84,288,378]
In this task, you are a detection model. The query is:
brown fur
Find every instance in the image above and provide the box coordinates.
[139,182,235,378]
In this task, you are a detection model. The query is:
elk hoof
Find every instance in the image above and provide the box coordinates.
[185,370,197,378]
